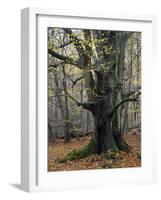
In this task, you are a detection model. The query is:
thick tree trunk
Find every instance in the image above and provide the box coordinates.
[93,113,115,154]
[89,95,131,154]
[92,113,131,154]
[90,93,117,154]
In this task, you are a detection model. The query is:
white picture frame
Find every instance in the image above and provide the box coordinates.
[21,7,157,192]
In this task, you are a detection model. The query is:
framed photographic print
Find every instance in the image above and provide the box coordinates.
[21,7,156,192]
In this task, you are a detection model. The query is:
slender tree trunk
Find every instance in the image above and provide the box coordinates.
[54,72,71,143]
[62,71,71,143]
[86,111,90,133]
[48,123,55,142]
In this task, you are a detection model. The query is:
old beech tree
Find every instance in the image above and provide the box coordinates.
[48,28,141,154]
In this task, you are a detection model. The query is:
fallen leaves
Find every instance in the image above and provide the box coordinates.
[48,132,141,171]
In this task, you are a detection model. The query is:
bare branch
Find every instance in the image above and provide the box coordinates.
[71,76,84,88]
[110,96,140,118]
[63,28,86,65]
[61,64,82,106]
[57,40,73,48]
[64,87,81,105]
[61,65,96,111]
[126,89,141,98]
[48,48,75,64]
[48,63,58,68]
[63,28,84,53]
[48,48,84,69]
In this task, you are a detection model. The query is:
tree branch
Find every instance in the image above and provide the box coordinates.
[61,65,96,111]
[63,87,81,105]
[57,40,73,48]
[48,48,75,64]
[61,64,82,106]
[48,48,84,69]
[63,28,86,66]
[71,76,84,88]
[63,29,84,53]
[48,63,58,68]
[62,83,97,111]
[126,89,141,98]
[110,97,139,118]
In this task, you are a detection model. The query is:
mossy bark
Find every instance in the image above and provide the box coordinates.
[58,139,96,163]
[113,127,131,153]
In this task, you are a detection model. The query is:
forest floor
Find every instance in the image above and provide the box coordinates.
[48,130,141,171]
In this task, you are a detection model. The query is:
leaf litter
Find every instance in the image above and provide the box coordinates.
[48,131,141,171]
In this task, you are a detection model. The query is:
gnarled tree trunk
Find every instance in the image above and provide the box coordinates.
[92,101,115,154]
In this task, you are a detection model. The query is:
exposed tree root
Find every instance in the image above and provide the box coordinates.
[115,139,132,153]
[58,138,133,163]
[113,128,132,153]
[58,131,133,163]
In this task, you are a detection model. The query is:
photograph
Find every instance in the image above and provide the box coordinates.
[47,27,141,171]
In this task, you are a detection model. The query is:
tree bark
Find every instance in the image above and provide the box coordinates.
[92,99,115,154]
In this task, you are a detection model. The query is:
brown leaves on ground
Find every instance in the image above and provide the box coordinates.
[48,131,141,171]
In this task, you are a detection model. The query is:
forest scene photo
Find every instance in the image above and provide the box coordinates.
[48,27,141,171]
